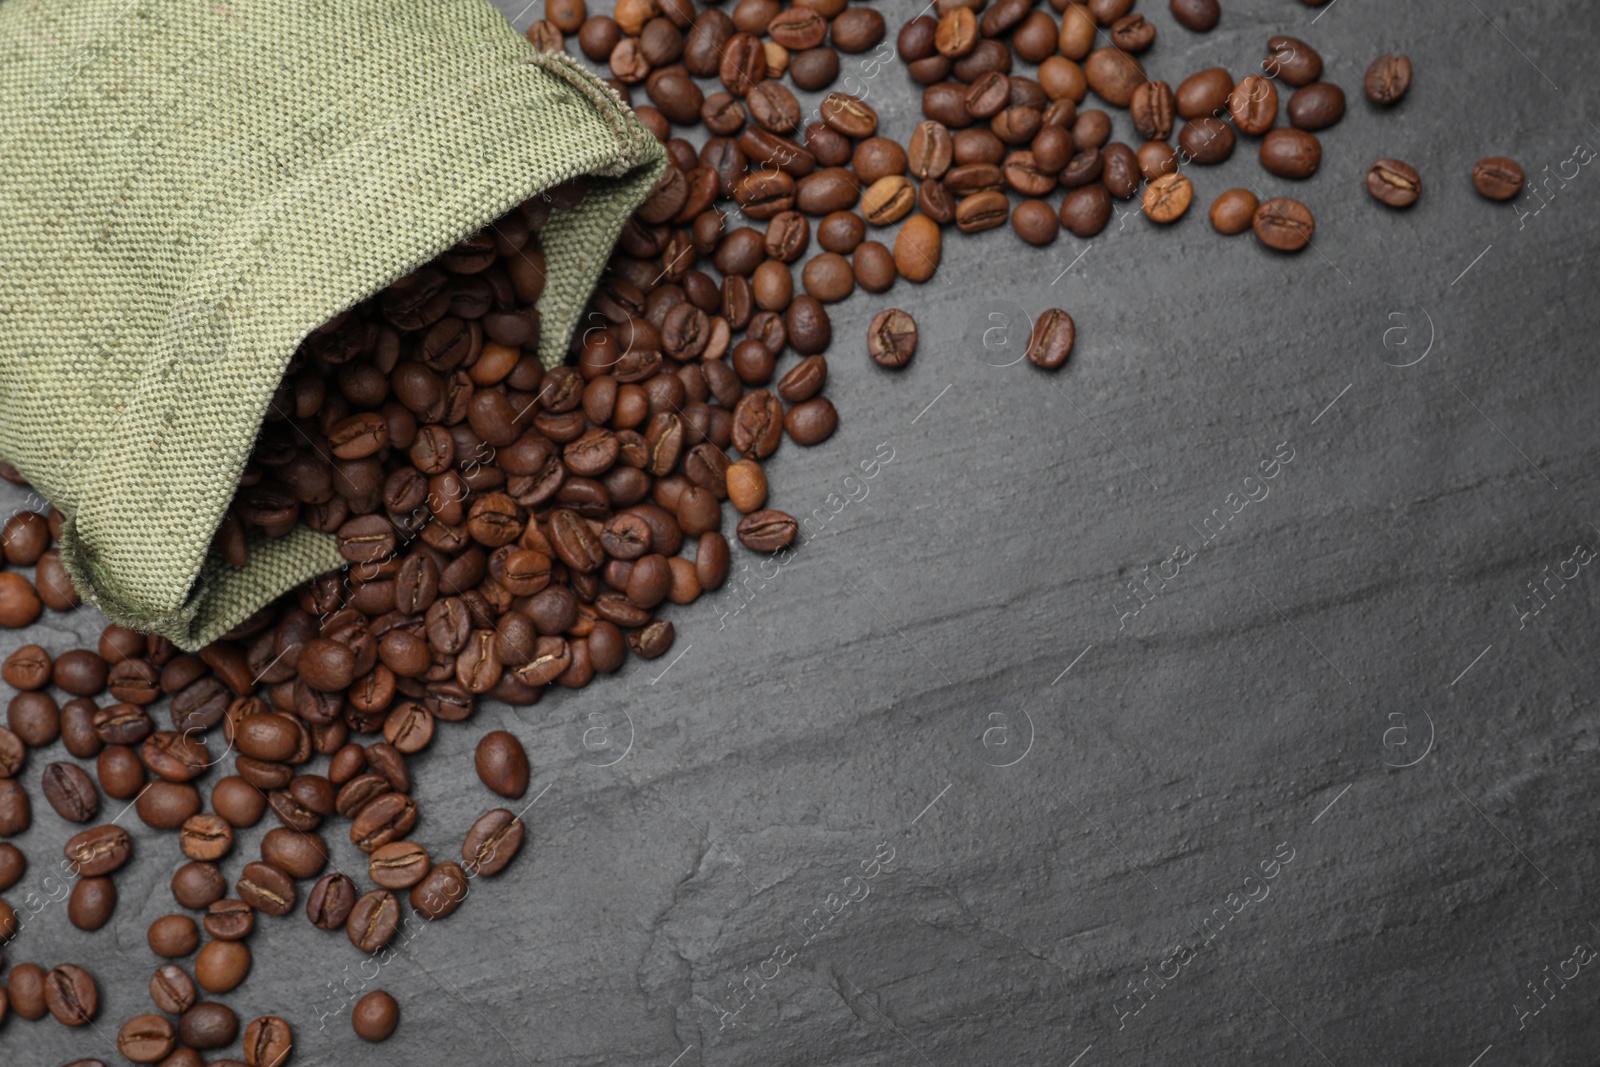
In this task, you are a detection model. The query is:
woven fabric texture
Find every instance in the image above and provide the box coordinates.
[0,0,664,649]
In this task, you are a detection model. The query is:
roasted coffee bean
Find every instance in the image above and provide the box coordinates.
[1264,35,1321,86]
[1143,173,1193,223]
[733,390,786,459]
[1026,309,1076,369]
[196,939,253,993]
[0,510,48,564]
[213,775,267,826]
[370,841,432,889]
[1170,0,1219,31]
[151,963,198,1014]
[142,730,210,782]
[785,398,838,445]
[1367,158,1421,207]
[955,190,1010,232]
[53,646,108,697]
[138,780,203,829]
[307,872,358,929]
[352,989,401,1043]
[10,690,59,745]
[1365,53,1412,104]
[1209,188,1260,235]
[475,730,530,798]
[262,826,329,879]
[908,120,954,180]
[626,620,675,659]
[1229,75,1278,135]
[236,860,296,916]
[65,824,131,876]
[108,657,161,703]
[0,730,26,789]
[1061,147,1103,188]
[8,961,47,1018]
[44,963,98,1026]
[1083,47,1144,107]
[821,92,877,138]
[463,808,526,876]
[351,790,418,852]
[1254,197,1316,251]
[1473,156,1524,200]
[42,761,99,822]
[1260,128,1322,179]
[1130,80,1174,140]
[348,888,402,952]
[180,1001,240,1050]
[1178,117,1235,165]
[149,913,200,958]
[1060,184,1113,237]
[94,702,152,746]
[411,860,470,919]
[3,643,50,688]
[382,701,435,753]
[0,840,22,889]
[0,776,29,834]
[868,309,917,368]
[724,460,768,513]
[1107,12,1153,51]
[97,744,145,799]
[935,7,977,57]
[737,509,798,552]
[790,45,840,90]
[243,1016,293,1067]
[1288,82,1345,131]
[172,861,228,909]
[118,1014,178,1063]
[853,239,896,291]
[777,354,829,403]
[1101,143,1141,198]
[236,712,300,761]
[1176,67,1233,119]
[205,898,256,941]
[0,571,42,627]
[69,875,118,929]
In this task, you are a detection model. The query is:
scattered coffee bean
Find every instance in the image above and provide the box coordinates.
[868,309,917,368]
[1254,197,1316,252]
[1026,309,1076,370]
[69,875,118,929]
[1170,0,1219,32]
[44,963,98,1026]
[196,939,253,994]
[1210,189,1260,235]
[1143,173,1194,223]
[1367,159,1422,207]
[1288,82,1345,131]
[42,760,98,822]
[475,729,530,798]
[411,860,470,920]
[1260,128,1322,179]
[1473,156,1525,201]
[353,989,401,1042]
[118,1014,178,1063]
[150,963,198,1015]
[1365,53,1412,104]
[242,1015,293,1067]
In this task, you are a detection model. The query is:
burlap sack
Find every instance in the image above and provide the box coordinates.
[0,0,664,649]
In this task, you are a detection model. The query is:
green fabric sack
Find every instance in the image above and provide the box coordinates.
[0,0,664,649]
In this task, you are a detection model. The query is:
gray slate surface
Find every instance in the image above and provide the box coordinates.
[4,0,1600,1063]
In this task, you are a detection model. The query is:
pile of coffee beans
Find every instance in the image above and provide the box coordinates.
[0,0,1535,1061]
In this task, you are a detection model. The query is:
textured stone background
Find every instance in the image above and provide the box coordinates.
[5,0,1600,1063]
